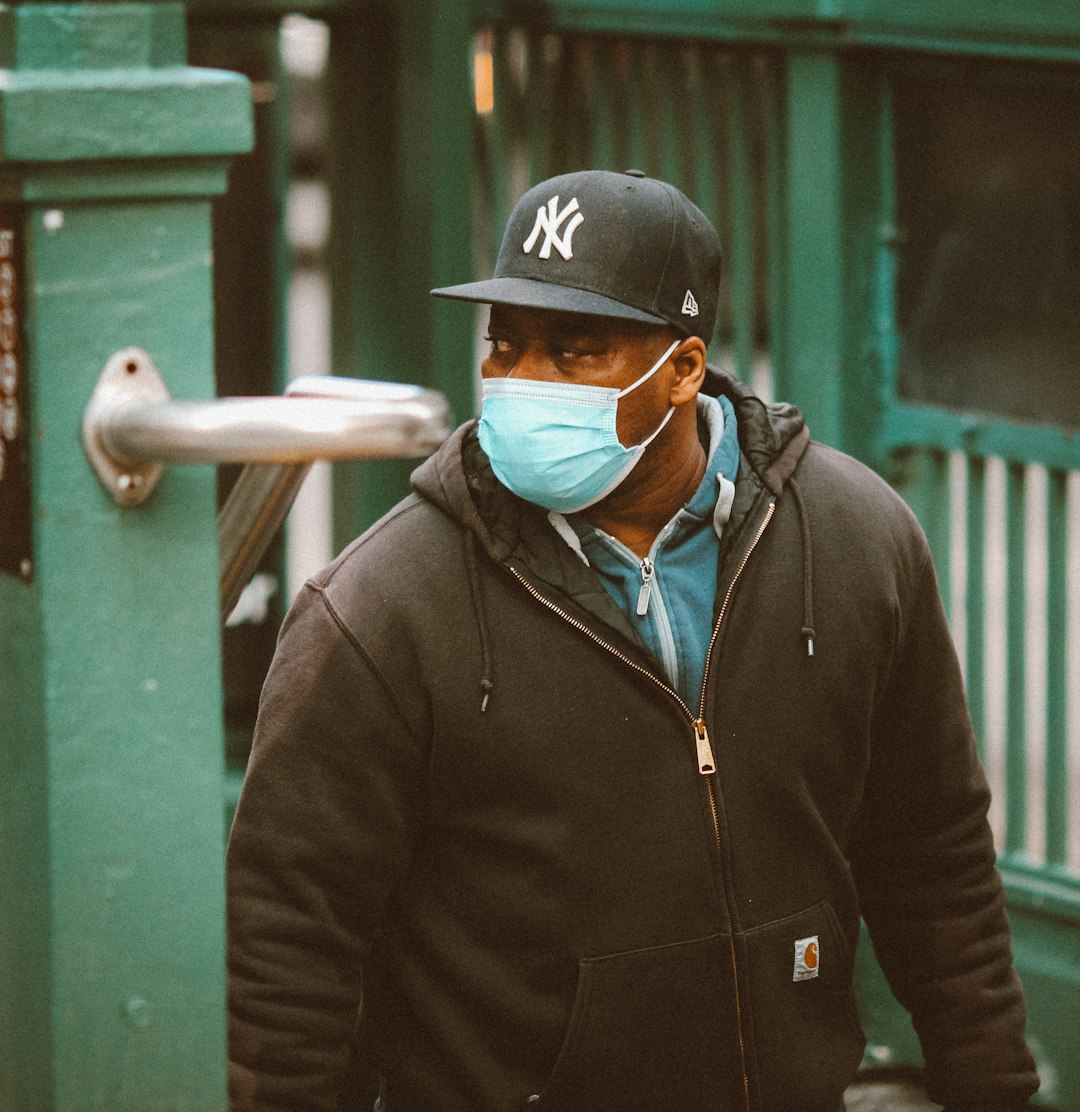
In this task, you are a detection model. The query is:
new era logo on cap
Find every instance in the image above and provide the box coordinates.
[431,169,722,341]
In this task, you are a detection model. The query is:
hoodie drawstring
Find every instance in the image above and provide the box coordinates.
[464,531,495,711]
[788,478,816,658]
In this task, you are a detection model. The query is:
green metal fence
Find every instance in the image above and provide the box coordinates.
[464,13,1080,1105]
[189,3,1080,1102]
[5,2,1077,1108]
[183,2,1080,1106]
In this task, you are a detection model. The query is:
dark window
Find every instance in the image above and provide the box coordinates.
[894,63,1080,429]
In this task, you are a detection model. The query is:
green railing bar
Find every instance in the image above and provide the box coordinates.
[623,40,648,171]
[523,29,548,184]
[965,455,987,761]
[590,36,618,171]
[559,38,585,171]
[881,402,1080,474]
[780,51,848,446]
[1004,461,1028,858]
[899,447,952,618]
[687,48,720,274]
[656,41,681,184]
[1000,857,1080,922]
[482,29,512,265]
[763,51,787,390]
[1044,468,1069,867]
[868,72,898,462]
[727,52,755,386]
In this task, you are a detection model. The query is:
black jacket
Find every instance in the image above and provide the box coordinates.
[227,370,1037,1112]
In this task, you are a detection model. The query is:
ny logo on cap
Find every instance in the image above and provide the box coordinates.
[523,195,584,261]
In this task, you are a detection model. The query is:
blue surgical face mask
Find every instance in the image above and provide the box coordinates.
[477,338,680,513]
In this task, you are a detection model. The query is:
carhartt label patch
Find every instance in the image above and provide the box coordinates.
[681,289,700,317]
[523,195,584,261]
[793,935,819,982]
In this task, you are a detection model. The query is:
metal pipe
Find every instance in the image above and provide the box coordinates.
[83,349,454,617]
[212,377,451,619]
[218,461,312,620]
[101,388,450,465]
[84,349,452,501]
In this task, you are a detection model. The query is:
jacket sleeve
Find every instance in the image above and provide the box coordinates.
[226,582,428,1112]
[849,550,1039,1110]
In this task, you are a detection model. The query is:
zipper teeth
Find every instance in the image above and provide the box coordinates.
[697,500,773,1112]
[509,500,774,1112]
[704,778,751,1111]
[707,773,751,1112]
[697,501,775,721]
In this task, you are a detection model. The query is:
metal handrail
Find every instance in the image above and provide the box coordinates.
[102,383,447,465]
[82,348,452,618]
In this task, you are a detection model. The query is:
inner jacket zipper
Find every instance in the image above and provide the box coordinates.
[506,499,776,1112]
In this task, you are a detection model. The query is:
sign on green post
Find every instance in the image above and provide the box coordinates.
[0,5,252,1109]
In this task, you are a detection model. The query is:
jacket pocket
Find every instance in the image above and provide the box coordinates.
[742,901,865,1111]
[527,933,746,1112]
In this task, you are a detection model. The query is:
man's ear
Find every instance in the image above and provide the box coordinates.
[669,337,708,406]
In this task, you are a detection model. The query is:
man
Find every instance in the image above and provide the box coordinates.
[227,169,1038,1112]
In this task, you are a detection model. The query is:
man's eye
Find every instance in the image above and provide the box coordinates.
[485,335,513,355]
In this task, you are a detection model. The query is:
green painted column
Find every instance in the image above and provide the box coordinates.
[327,0,475,548]
[0,5,252,1110]
[777,51,846,448]
[777,51,888,463]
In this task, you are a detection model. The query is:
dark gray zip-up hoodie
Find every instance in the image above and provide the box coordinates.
[227,370,1037,1112]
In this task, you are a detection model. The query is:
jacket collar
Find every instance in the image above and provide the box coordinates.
[412,364,809,564]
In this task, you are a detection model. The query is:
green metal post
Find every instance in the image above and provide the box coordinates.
[1044,467,1068,867]
[965,455,987,759]
[0,5,252,1110]
[777,52,889,460]
[776,50,845,446]
[327,0,475,550]
[1003,461,1028,859]
[727,54,755,384]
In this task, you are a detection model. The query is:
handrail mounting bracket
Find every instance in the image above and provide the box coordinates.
[83,347,170,506]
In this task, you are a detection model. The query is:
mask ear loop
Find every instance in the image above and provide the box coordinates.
[615,338,681,398]
[616,337,682,450]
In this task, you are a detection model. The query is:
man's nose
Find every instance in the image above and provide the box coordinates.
[506,342,557,381]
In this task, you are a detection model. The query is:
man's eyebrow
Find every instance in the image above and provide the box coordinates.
[487,312,607,344]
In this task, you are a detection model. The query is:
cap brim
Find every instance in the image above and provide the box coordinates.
[431,276,668,328]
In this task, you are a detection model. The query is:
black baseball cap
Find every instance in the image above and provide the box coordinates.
[431,169,722,342]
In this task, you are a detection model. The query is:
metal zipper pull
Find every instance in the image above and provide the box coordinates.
[693,718,716,775]
[636,556,654,616]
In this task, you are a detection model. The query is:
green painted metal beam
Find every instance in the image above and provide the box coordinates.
[1044,469,1068,869]
[326,0,475,549]
[882,402,1080,473]
[469,0,1080,63]
[0,5,252,1109]
[775,50,844,446]
[776,50,886,456]
[0,5,250,162]
[1003,462,1027,858]
[482,0,1080,35]
[964,456,986,759]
